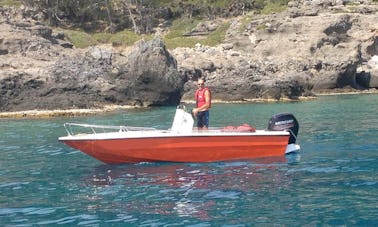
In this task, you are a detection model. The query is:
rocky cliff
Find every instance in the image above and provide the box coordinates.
[177,1,378,101]
[1,1,378,113]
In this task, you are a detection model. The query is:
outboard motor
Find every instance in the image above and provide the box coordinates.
[267,113,299,144]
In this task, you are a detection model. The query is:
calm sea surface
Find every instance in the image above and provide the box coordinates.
[0,94,377,226]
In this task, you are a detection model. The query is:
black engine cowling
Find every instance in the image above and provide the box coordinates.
[267,113,299,144]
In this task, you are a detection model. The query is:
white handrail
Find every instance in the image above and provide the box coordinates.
[63,123,156,136]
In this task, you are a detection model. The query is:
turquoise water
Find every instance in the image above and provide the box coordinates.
[0,94,377,226]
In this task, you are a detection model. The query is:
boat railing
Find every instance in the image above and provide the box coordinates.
[63,123,157,136]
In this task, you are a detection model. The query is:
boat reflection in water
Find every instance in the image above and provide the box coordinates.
[82,154,300,220]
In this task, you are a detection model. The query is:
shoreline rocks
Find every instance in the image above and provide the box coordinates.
[2,90,378,119]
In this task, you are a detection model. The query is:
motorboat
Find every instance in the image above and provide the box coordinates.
[59,106,300,164]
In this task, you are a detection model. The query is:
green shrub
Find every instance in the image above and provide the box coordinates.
[201,21,229,46]
[0,0,22,6]
[165,17,201,40]
[94,30,152,47]
[92,33,112,44]
[261,0,290,14]
[165,37,200,49]
[164,17,202,48]
[64,30,98,48]
[152,0,230,10]
[164,17,229,49]
[63,29,153,48]
[109,30,140,46]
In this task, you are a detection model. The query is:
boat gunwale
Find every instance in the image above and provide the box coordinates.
[58,129,290,141]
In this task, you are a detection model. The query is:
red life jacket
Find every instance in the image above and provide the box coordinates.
[195,87,211,109]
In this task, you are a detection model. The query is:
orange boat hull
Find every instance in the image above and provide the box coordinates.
[62,134,290,164]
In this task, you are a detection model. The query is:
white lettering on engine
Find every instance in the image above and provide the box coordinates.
[274,120,294,126]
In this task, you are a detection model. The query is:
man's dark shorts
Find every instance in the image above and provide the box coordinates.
[197,110,209,128]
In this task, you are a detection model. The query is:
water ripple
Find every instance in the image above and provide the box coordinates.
[1,95,378,226]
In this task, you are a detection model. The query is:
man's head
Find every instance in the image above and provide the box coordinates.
[197,78,205,88]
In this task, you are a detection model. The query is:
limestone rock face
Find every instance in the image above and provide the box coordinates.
[122,39,184,106]
[0,19,183,111]
[357,55,378,88]
[174,2,378,100]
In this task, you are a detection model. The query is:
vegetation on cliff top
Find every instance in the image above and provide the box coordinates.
[1,0,291,48]
[1,0,377,49]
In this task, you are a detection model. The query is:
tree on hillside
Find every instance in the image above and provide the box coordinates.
[21,0,115,29]
[119,0,142,34]
[118,0,170,34]
[21,0,164,33]
[20,0,271,33]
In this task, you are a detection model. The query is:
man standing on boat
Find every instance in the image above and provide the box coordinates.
[192,78,211,129]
